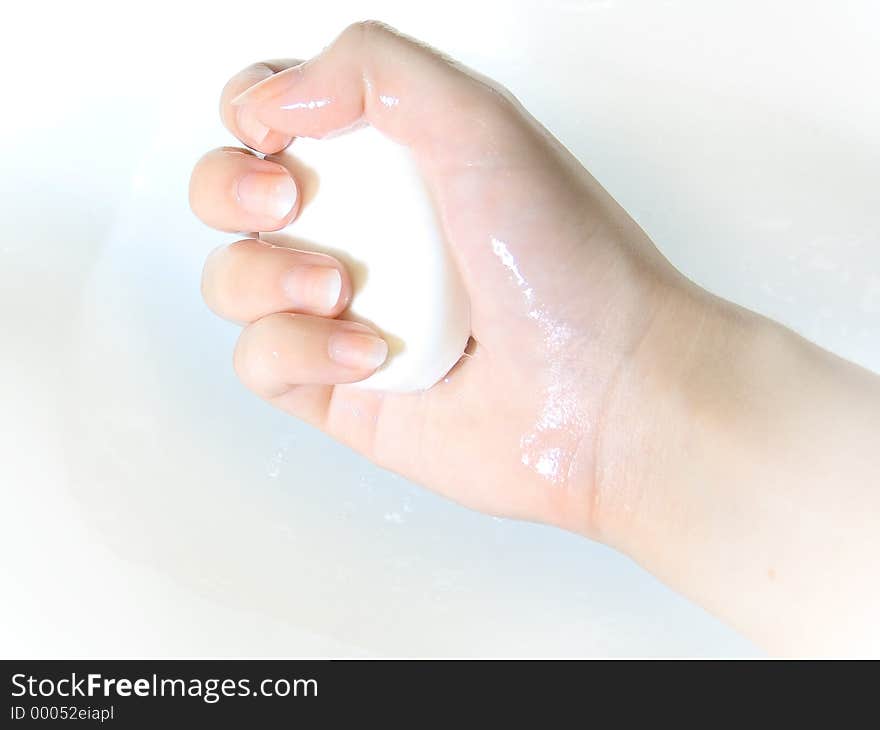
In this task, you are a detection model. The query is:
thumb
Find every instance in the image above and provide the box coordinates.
[227,21,535,166]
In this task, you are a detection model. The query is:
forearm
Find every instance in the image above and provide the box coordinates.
[593,282,880,655]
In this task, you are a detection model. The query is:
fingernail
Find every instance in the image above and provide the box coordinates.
[328,329,388,371]
[282,266,342,315]
[236,171,297,220]
[231,65,304,107]
[236,104,270,147]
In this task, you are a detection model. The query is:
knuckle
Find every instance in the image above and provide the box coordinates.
[187,158,211,217]
[200,248,223,311]
[200,242,243,316]
[220,63,273,104]
[238,313,304,398]
[477,76,520,113]
[339,19,397,52]
[232,327,254,383]
[187,149,230,221]
[233,316,278,394]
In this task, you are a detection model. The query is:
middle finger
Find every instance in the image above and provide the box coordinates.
[189,147,300,233]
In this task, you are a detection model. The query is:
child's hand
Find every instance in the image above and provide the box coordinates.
[190,22,880,655]
[189,21,680,533]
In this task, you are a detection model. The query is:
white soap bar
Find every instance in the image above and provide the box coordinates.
[261,126,471,392]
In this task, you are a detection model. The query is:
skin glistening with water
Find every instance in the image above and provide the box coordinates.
[189,21,880,655]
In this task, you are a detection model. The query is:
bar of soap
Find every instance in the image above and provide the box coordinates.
[261,126,470,392]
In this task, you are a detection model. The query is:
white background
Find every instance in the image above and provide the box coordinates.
[1,0,878,656]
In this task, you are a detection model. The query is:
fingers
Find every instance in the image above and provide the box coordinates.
[202,239,351,321]
[226,21,531,161]
[220,60,301,153]
[189,148,299,233]
[234,313,388,397]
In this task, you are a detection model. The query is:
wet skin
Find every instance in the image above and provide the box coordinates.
[190,22,880,654]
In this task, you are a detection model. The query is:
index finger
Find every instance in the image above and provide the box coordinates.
[220,59,302,153]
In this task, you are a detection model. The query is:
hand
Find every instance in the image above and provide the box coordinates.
[190,22,880,655]
[188,21,682,535]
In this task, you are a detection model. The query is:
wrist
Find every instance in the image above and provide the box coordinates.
[586,277,880,653]
[581,280,769,552]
